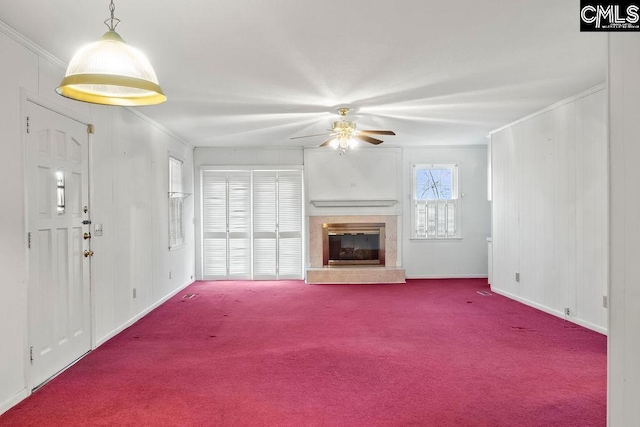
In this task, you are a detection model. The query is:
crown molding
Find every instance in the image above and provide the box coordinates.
[0,19,67,70]
[489,83,606,136]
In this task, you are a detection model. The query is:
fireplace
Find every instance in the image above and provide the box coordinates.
[322,223,385,267]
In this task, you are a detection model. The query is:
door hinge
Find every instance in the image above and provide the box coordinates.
[26,116,30,134]
[27,232,31,249]
[87,124,95,134]
[30,346,34,363]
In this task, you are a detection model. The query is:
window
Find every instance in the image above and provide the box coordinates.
[169,156,185,249]
[56,171,65,214]
[412,163,460,239]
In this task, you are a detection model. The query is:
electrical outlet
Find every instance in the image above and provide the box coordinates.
[564,307,570,316]
[515,272,520,282]
[133,288,137,299]
[603,296,608,308]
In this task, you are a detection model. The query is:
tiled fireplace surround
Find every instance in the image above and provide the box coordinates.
[306,215,406,284]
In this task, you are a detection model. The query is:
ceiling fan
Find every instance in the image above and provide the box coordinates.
[291,108,396,153]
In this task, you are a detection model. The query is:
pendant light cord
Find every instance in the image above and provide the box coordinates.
[104,0,121,31]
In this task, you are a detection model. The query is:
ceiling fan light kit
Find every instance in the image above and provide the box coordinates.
[292,107,396,153]
[56,0,166,106]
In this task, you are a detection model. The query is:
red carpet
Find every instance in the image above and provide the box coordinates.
[0,279,606,426]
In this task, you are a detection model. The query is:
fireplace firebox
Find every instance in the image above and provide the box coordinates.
[322,223,385,266]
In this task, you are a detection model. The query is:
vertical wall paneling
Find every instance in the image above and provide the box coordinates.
[575,91,608,327]
[609,33,640,426]
[552,103,577,315]
[490,87,607,332]
[0,29,39,413]
[491,128,519,295]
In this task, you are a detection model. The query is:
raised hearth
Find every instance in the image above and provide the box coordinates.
[306,267,405,284]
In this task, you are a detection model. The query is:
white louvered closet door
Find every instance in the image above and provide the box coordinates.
[202,171,251,279]
[227,172,252,279]
[202,171,228,279]
[277,171,303,279]
[202,169,302,280]
[253,171,278,279]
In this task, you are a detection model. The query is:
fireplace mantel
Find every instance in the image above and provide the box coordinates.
[311,200,397,208]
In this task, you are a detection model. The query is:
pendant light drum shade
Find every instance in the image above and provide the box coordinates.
[57,29,166,106]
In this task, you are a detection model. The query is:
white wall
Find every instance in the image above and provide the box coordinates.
[0,26,195,413]
[0,25,38,414]
[490,87,607,332]
[402,146,491,278]
[93,108,195,344]
[608,33,640,427]
[304,147,402,218]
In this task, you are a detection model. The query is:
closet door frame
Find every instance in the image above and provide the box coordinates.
[200,165,304,280]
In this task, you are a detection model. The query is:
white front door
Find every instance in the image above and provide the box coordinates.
[26,101,91,388]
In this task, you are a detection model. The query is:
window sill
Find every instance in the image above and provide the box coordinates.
[410,237,463,242]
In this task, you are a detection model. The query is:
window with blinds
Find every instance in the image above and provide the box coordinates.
[169,157,185,249]
[201,169,303,280]
[412,163,460,239]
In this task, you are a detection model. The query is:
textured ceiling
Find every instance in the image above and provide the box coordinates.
[0,0,606,147]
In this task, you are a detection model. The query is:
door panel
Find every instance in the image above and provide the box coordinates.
[277,171,302,279]
[227,172,251,279]
[202,171,252,279]
[202,171,228,279]
[253,172,277,280]
[27,101,91,388]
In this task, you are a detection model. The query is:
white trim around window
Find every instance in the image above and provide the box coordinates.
[411,163,461,240]
[169,155,186,250]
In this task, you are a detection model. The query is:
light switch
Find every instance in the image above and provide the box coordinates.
[94,223,103,236]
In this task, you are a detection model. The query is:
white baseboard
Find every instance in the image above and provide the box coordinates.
[490,287,608,335]
[0,281,196,417]
[0,388,28,417]
[405,274,488,279]
[96,280,194,347]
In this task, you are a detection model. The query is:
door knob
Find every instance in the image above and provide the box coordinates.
[83,250,94,258]
[83,232,91,240]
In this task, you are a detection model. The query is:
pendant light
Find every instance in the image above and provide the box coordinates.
[56,0,166,106]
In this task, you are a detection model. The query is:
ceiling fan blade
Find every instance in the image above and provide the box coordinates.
[359,130,396,136]
[290,132,333,140]
[357,135,384,145]
[319,137,336,147]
